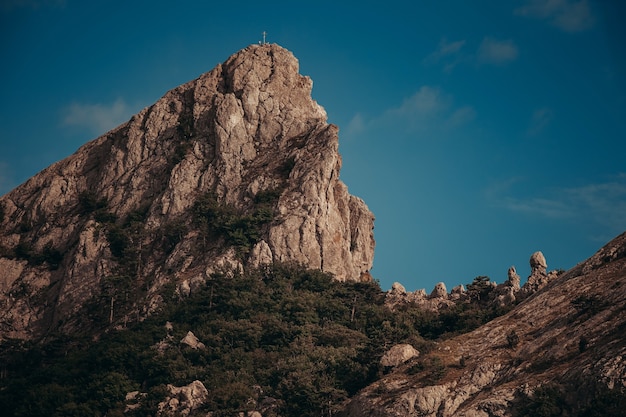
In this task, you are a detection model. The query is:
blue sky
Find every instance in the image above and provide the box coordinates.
[1,0,625,292]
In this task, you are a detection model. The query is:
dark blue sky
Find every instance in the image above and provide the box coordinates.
[1,0,625,292]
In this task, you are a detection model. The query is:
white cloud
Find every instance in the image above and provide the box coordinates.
[515,0,595,32]
[389,86,449,117]
[527,107,553,136]
[477,37,519,65]
[345,86,475,137]
[62,98,133,135]
[488,174,626,231]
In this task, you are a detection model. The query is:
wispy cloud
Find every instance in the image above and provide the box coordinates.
[515,0,595,32]
[448,106,477,127]
[477,37,519,65]
[62,98,134,135]
[488,174,626,235]
[425,37,518,71]
[345,85,475,137]
[527,107,554,136]
[423,38,467,72]
[389,86,449,118]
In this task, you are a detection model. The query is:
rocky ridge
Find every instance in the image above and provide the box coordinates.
[344,232,626,416]
[385,250,559,312]
[0,43,374,341]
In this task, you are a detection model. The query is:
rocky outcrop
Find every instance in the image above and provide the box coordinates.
[386,251,560,312]
[157,380,209,416]
[0,43,374,341]
[429,282,448,299]
[180,331,205,350]
[344,232,626,416]
[380,344,420,368]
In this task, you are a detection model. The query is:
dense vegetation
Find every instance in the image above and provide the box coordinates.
[0,263,435,417]
[192,190,279,256]
[1,264,622,416]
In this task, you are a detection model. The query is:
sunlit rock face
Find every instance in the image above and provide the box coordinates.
[0,43,374,341]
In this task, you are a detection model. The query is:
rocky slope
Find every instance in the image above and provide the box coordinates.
[0,43,375,341]
[343,231,626,416]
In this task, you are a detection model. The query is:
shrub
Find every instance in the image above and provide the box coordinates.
[572,294,608,317]
[192,191,277,255]
[515,384,569,417]
[507,330,520,349]
[578,336,589,353]
[78,190,107,214]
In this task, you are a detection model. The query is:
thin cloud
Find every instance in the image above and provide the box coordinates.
[515,0,595,32]
[489,174,626,231]
[425,37,518,71]
[423,38,467,72]
[62,98,133,135]
[448,106,477,127]
[346,113,365,136]
[527,107,553,136]
[390,86,449,117]
[477,37,519,65]
[345,86,475,137]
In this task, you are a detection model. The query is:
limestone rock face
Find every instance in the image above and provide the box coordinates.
[0,43,374,341]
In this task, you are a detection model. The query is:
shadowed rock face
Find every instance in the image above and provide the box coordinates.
[344,232,626,417]
[0,44,375,341]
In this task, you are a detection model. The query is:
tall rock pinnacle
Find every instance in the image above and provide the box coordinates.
[0,43,375,340]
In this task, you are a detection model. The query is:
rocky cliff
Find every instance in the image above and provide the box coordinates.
[0,44,375,341]
[344,232,626,416]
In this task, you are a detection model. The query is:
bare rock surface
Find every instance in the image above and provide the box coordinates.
[345,232,626,416]
[380,344,420,368]
[180,331,205,350]
[157,380,209,416]
[0,43,374,341]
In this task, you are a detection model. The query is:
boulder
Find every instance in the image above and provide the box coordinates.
[390,282,407,295]
[180,331,205,350]
[430,282,448,299]
[380,344,420,368]
[158,380,209,416]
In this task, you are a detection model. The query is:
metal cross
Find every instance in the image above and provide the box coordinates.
[262,31,267,45]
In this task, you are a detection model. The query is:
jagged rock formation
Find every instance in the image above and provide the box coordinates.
[0,43,374,341]
[344,232,626,416]
[386,250,559,312]
[157,380,209,416]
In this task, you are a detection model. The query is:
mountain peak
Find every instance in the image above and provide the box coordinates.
[0,45,374,340]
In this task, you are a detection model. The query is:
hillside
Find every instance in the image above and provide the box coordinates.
[344,231,626,416]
